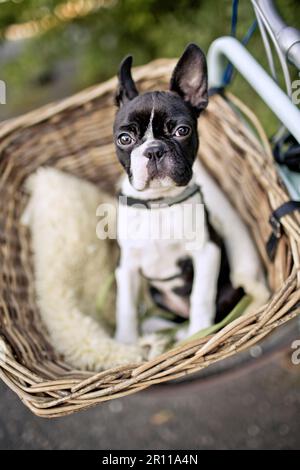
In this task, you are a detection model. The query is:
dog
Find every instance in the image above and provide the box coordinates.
[113,44,269,344]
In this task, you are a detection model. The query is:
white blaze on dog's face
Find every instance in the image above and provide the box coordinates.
[130,105,155,190]
[113,44,208,192]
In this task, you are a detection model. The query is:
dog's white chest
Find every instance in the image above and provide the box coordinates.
[117,192,207,279]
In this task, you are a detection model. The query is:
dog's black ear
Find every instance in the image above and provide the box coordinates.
[170,44,208,116]
[115,55,139,107]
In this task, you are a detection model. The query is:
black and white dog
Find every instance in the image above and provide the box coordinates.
[113,44,269,344]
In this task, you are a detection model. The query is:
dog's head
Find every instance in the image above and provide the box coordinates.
[113,44,208,191]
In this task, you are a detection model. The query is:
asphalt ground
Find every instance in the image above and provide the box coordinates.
[1,331,300,450]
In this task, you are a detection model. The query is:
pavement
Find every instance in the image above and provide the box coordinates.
[1,327,300,450]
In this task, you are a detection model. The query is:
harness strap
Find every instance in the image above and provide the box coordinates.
[266,200,300,261]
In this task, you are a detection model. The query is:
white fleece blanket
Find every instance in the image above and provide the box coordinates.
[22,168,167,371]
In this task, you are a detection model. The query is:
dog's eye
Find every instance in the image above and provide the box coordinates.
[117,133,134,146]
[174,126,191,138]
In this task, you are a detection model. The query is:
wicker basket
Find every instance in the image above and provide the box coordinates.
[0,58,300,418]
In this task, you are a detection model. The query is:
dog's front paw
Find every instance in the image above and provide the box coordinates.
[188,317,213,336]
[175,317,213,342]
[175,326,189,342]
[115,328,138,345]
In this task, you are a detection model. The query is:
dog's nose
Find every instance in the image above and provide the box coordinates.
[144,144,165,160]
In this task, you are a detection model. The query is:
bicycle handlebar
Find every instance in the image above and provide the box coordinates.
[208,37,300,142]
[255,0,300,70]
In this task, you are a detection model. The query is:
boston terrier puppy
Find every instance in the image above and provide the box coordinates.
[113,44,268,344]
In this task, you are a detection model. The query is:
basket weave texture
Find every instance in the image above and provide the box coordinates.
[0,59,300,417]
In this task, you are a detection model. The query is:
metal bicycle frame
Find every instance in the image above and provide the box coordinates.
[207,36,300,143]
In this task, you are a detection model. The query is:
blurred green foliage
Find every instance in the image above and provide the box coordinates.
[0,0,299,134]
